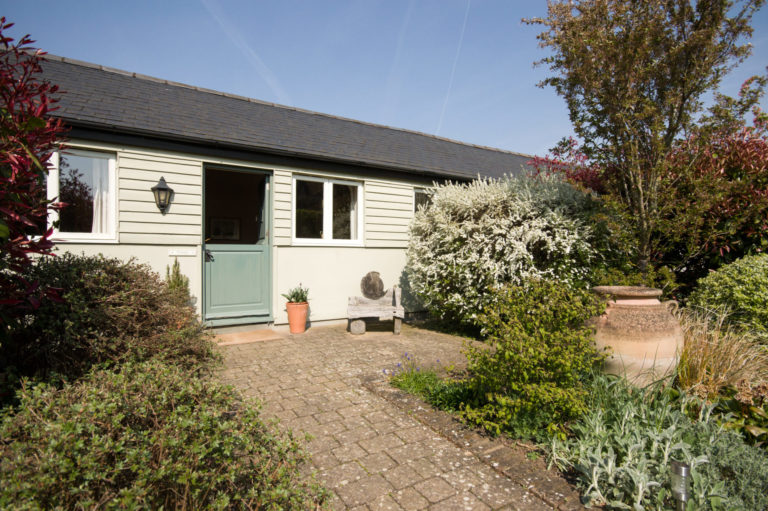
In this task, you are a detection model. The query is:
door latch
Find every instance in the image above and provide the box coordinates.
[204,249,214,262]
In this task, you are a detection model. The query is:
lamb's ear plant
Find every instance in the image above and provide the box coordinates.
[548,374,768,510]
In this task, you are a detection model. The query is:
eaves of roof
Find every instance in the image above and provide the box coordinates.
[40,55,534,181]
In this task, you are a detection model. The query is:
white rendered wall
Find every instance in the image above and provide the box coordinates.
[272,246,407,324]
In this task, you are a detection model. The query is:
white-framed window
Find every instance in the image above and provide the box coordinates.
[47,149,117,242]
[414,187,432,213]
[292,175,363,246]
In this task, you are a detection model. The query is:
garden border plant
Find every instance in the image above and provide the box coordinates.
[0,359,328,510]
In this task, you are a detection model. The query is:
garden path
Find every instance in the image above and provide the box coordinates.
[218,324,580,510]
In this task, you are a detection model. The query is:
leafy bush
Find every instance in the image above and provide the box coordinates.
[687,253,768,341]
[548,374,768,510]
[1,253,216,382]
[0,19,65,331]
[712,381,768,449]
[406,174,605,325]
[657,115,768,291]
[0,360,327,510]
[460,280,605,439]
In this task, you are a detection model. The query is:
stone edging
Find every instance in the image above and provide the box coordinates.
[361,375,585,511]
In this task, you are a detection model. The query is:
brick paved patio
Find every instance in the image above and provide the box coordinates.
[218,324,581,510]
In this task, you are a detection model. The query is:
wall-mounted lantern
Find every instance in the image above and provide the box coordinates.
[151,176,174,214]
[670,460,690,510]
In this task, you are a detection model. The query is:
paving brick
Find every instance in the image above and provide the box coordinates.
[429,491,490,511]
[369,493,404,511]
[382,464,424,490]
[336,474,394,508]
[320,461,368,488]
[359,433,406,454]
[217,324,568,510]
[413,477,457,504]
[393,487,430,511]
[333,442,368,463]
[358,451,398,474]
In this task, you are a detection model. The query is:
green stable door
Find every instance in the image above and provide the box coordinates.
[203,168,271,325]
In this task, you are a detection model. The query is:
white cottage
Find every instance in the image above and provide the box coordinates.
[40,55,531,328]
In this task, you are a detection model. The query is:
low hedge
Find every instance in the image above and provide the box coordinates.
[0,360,327,510]
[2,253,217,383]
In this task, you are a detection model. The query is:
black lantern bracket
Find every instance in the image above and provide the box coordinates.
[151,176,174,214]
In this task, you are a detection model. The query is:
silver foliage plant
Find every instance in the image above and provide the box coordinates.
[406,173,597,323]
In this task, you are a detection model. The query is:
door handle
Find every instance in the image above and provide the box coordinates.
[204,249,214,262]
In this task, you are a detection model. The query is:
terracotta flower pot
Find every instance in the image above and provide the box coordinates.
[591,286,683,386]
[286,302,309,334]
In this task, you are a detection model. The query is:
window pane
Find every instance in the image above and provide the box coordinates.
[295,180,323,238]
[333,183,357,240]
[58,153,109,233]
[414,190,431,212]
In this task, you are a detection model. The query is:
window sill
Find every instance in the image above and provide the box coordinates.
[291,239,364,248]
[51,236,119,244]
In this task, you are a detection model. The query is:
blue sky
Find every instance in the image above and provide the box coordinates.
[3,0,767,156]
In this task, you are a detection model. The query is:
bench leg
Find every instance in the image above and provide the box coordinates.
[349,319,366,335]
[394,318,402,335]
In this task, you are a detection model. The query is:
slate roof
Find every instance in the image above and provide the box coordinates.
[40,55,533,181]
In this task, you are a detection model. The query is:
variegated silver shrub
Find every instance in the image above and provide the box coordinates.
[406,174,598,323]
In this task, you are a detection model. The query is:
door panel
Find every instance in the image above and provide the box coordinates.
[203,168,271,324]
[204,244,269,319]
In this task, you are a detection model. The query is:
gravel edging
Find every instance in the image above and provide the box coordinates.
[361,375,585,511]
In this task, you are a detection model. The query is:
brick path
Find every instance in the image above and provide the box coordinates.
[218,324,574,510]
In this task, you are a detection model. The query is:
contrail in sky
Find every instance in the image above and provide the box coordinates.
[383,0,415,123]
[436,0,471,136]
[200,0,292,106]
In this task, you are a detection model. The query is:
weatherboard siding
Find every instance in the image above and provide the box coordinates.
[273,169,293,245]
[365,179,413,248]
[117,148,203,245]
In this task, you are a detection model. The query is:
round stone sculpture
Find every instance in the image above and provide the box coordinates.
[591,286,683,386]
[361,271,386,300]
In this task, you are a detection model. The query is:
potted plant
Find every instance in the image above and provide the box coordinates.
[282,284,309,334]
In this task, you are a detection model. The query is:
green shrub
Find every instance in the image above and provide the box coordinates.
[165,257,191,302]
[687,253,768,341]
[0,360,327,510]
[406,174,610,325]
[548,374,768,510]
[1,253,216,383]
[460,279,605,439]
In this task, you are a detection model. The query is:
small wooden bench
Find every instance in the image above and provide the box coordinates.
[348,272,404,335]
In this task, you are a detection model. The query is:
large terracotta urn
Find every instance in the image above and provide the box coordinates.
[591,286,683,386]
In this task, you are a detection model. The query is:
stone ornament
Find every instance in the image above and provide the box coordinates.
[348,271,404,335]
[361,271,386,300]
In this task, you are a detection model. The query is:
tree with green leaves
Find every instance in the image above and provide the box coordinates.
[527,0,764,269]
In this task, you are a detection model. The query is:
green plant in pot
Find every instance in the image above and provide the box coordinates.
[282,284,309,334]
